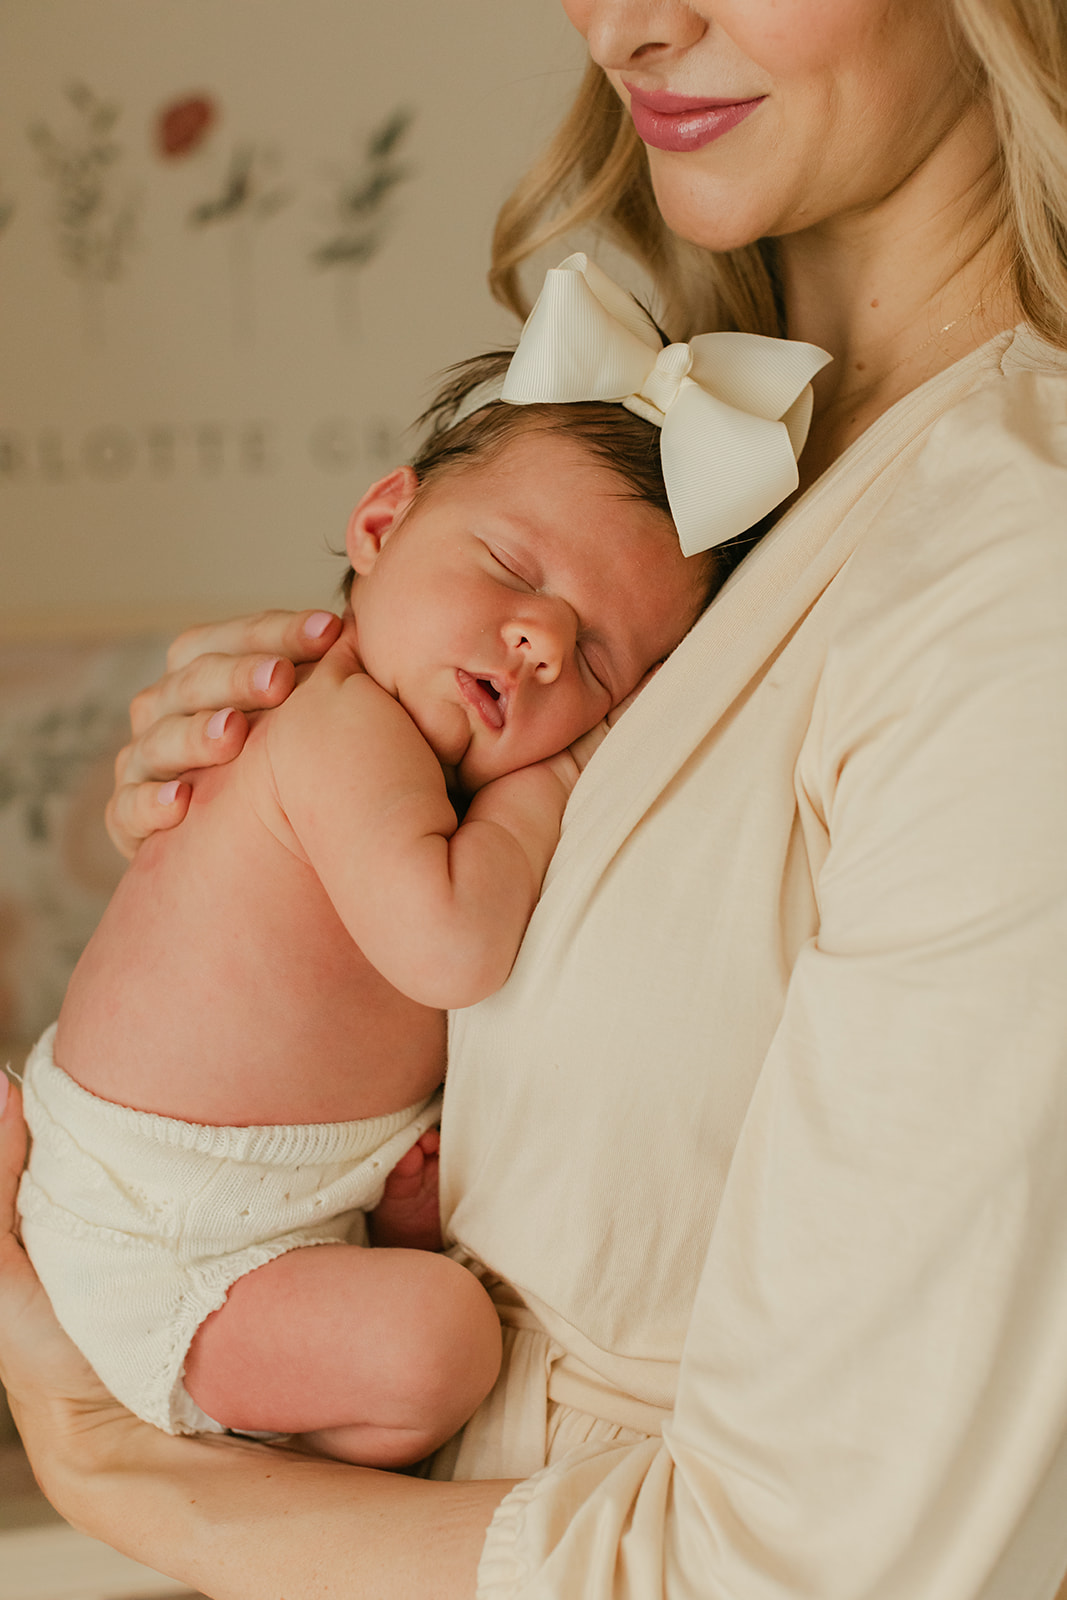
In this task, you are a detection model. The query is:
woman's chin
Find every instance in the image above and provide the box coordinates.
[647,162,790,255]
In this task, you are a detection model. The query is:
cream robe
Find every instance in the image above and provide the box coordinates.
[433,328,1067,1600]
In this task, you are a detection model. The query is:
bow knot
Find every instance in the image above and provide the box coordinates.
[457,253,832,557]
[626,342,693,424]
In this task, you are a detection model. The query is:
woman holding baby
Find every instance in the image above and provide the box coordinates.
[2,2,1066,1597]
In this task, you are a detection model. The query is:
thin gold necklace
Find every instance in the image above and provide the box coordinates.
[864,268,1014,388]
[897,298,987,365]
[836,290,995,413]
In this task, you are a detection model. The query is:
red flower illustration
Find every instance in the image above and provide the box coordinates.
[157,95,217,159]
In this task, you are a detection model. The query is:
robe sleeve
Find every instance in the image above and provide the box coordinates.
[476,382,1067,1600]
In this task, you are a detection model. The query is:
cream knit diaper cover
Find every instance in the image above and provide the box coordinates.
[17,1025,441,1435]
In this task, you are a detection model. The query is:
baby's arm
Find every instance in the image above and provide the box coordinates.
[266,654,585,1008]
[440,751,578,987]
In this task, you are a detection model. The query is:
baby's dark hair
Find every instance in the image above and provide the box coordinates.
[340,349,723,606]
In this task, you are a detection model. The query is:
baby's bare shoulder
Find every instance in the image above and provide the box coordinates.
[270,640,385,741]
[270,640,422,791]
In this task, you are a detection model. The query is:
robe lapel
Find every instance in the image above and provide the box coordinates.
[533,336,1015,940]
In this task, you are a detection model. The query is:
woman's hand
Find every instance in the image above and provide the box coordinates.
[0,1072,142,1512]
[107,609,342,859]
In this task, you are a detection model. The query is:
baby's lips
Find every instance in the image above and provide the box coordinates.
[457,669,507,731]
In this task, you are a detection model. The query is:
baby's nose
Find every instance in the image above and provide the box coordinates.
[505,605,574,682]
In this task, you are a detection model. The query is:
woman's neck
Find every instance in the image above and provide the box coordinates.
[778,97,1019,489]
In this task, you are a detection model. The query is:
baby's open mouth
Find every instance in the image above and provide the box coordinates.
[456,669,507,731]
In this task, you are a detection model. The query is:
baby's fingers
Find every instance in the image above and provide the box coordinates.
[568,718,610,774]
[606,663,662,728]
[565,667,664,782]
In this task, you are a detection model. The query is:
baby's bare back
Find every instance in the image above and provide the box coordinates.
[55,709,446,1127]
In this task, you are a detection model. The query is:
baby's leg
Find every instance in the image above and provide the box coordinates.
[183,1244,501,1467]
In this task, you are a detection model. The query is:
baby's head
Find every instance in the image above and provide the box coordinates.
[341,349,720,793]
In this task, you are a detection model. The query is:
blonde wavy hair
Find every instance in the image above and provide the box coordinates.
[490,0,1067,347]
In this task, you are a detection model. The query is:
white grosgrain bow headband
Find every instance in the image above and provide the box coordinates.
[455,252,832,557]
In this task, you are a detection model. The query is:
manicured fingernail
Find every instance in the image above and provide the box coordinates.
[206,707,235,740]
[253,658,280,693]
[158,780,181,806]
[0,1071,10,1118]
[303,611,333,639]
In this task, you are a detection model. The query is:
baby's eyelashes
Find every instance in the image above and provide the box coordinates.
[579,650,607,693]
[488,547,535,588]
[576,638,614,699]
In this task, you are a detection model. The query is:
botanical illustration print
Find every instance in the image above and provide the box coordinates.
[18,81,417,352]
[27,82,140,345]
[162,92,291,351]
[312,108,416,338]
[187,144,289,233]
[155,91,290,349]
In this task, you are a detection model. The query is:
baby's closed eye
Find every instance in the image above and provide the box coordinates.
[488,546,535,588]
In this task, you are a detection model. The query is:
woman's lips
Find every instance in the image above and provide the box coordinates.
[456,669,506,731]
[623,83,765,153]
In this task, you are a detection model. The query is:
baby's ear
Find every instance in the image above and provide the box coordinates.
[345,466,419,573]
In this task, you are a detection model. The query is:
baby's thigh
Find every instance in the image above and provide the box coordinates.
[184,1242,500,1436]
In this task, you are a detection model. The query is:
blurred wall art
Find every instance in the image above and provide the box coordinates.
[0,0,583,633]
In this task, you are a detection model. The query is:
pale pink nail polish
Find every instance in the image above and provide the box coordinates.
[206,707,235,740]
[253,658,280,694]
[158,780,181,805]
[303,611,334,639]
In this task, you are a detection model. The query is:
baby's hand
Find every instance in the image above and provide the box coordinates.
[368,1130,442,1252]
[565,716,611,780]
[546,666,661,790]
[536,711,612,796]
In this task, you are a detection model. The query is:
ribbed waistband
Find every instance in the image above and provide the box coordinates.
[26,1024,438,1168]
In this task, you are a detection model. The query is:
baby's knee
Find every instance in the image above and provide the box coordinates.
[408,1255,502,1429]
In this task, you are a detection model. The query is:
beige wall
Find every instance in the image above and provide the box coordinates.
[0,0,586,638]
